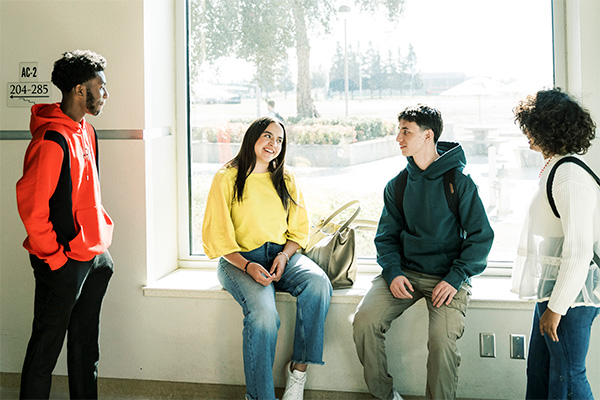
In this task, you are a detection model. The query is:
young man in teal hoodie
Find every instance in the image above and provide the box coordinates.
[353,104,494,400]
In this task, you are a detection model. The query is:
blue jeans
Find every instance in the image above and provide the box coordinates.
[217,242,332,400]
[526,301,599,400]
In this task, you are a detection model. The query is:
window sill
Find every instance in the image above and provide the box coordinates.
[142,267,535,310]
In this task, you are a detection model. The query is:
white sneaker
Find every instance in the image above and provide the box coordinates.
[392,389,404,400]
[281,361,307,400]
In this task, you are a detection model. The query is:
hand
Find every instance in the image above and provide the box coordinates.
[269,253,287,282]
[432,281,458,308]
[390,275,414,299]
[247,262,274,286]
[539,308,562,342]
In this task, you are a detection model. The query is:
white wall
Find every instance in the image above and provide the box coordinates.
[0,0,146,130]
[1,0,599,399]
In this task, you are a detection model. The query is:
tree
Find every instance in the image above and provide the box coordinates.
[188,0,206,81]
[275,63,295,97]
[328,43,345,93]
[291,0,405,116]
[383,49,398,94]
[290,0,334,117]
[364,42,384,97]
[329,43,360,94]
[311,67,327,90]
[401,44,422,93]
[190,0,406,118]
[190,0,293,93]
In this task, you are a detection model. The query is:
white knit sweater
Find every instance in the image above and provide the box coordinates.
[511,155,600,315]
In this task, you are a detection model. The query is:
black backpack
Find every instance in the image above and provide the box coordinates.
[546,156,600,265]
[394,168,460,225]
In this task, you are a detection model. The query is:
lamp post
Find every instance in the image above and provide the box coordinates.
[358,41,363,102]
[339,5,350,116]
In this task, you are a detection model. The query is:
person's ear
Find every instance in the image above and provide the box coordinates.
[74,83,86,97]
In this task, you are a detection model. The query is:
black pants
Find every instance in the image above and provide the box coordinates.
[20,251,113,400]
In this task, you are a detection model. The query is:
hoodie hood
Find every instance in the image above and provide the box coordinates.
[30,103,82,139]
[406,141,466,180]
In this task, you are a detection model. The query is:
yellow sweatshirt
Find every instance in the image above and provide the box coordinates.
[202,166,309,259]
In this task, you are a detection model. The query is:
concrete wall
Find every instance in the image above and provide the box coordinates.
[1,0,599,398]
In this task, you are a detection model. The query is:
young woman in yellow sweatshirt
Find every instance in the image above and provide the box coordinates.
[202,117,332,400]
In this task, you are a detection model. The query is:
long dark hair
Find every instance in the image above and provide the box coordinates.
[227,117,295,210]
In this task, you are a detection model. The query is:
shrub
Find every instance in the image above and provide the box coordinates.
[192,117,395,145]
[287,124,355,145]
[191,122,247,143]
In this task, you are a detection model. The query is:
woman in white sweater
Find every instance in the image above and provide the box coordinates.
[512,88,599,399]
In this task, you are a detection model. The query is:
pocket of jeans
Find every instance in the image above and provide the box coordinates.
[445,284,471,340]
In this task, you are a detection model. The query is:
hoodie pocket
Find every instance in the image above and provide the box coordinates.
[402,234,450,270]
[68,206,114,256]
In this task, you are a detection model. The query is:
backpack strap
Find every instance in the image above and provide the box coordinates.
[394,168,460,225]
[394,169,409,221]
[547,156,600,218]
[443,168,460,221]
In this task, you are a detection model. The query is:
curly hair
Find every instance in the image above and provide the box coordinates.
[513,88,596,156]
[51,50,106,93]
[398,104,444,143]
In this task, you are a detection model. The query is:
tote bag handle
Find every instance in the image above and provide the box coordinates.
[319,200,361,234]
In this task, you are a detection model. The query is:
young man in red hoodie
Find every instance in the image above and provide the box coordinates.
[16,50,114,399]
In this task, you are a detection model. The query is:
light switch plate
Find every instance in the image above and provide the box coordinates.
[480,333,496,358]
[510,334,526,359]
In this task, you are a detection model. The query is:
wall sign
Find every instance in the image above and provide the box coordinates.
[7,62,52,107]
[19,62,39,82]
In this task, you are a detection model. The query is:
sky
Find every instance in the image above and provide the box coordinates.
[314,0,554,80]
[202,0,554,86]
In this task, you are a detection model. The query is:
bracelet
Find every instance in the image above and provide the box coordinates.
[244,261,251,274]
[278,251,290,264]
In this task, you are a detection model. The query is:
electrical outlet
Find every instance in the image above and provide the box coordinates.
[510,334,526,359]
[480,333,496,358]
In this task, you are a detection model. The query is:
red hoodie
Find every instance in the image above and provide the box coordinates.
[16,103,114,270]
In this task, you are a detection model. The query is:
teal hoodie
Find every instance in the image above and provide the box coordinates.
[375,141,494,290]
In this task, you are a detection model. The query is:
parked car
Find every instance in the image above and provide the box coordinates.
[192,83,242,104]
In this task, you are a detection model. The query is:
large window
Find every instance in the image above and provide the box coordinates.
[186,0,553,266]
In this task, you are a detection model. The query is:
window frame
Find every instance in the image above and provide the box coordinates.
[175,0,565,275]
